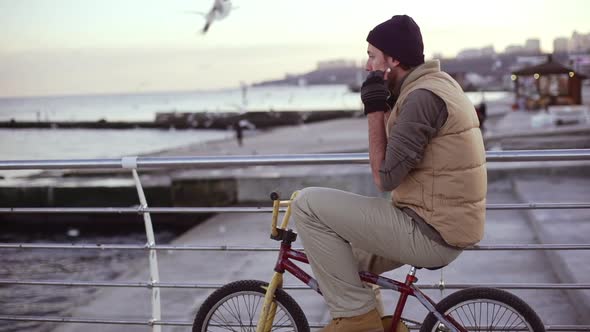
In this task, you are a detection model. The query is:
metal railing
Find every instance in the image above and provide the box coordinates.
[1,149,590,171]
[1,149,589,331]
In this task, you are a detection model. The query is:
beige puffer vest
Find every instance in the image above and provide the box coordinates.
[386,60,487,247]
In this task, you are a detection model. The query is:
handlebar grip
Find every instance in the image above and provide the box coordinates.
[270,192,280,201]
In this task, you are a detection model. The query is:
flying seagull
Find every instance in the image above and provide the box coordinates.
[188,0,234,34]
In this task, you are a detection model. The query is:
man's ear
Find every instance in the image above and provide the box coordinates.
[387,57,400,68]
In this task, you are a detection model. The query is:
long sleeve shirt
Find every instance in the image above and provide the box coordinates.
[379,86,455,248]
[379,89,448,191]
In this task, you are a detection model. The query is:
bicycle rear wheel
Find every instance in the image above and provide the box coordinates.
[192,279,309,332]
[420,287,545,332]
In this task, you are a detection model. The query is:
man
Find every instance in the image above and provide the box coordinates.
[292,14,487,331]
[476,95,487,132]
[234,121,243,146]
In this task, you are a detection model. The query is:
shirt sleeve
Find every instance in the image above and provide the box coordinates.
[379,89,448,191]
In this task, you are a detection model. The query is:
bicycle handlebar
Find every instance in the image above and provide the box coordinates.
[270,191,299,238]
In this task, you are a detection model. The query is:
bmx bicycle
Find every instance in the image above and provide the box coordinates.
[193,191,545,332]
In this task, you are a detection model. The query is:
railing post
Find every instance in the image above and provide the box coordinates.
[126,157,161,332]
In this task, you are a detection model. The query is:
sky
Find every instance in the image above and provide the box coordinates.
[1,0,589,97]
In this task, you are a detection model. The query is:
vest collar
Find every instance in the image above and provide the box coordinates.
[399,60,441,93]
[387,60,440,107]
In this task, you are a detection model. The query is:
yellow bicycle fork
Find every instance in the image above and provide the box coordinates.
[256,272,284,332]
[256,191,299,332]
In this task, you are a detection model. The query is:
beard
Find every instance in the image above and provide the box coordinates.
[387,67,401,92]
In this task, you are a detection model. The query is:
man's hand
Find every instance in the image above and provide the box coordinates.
[361,70,390,116]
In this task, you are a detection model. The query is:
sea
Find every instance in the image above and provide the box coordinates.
[0,85,507,331]
[0,84,503,166]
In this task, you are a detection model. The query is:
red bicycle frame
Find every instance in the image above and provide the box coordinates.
[273,240,467,332]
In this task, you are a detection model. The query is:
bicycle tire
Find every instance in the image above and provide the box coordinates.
[420,287,545,332]
[192,279,310,332]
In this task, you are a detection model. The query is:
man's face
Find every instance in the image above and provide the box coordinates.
[365,43,388,72]
[366,43,402,85]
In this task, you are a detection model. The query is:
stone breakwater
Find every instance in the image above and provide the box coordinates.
[0,110,361,130]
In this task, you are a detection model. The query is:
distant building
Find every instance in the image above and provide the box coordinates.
[504,39,542,55]
[457,45,495,59]
[457,48,480,59]
[524,39,541,53]
[551,32,590,54]
[553,37,569,53]
[569,31,590,53]
[505,44,525,54]
[316,59,357,70]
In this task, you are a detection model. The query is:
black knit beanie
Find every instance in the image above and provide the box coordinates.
[366,15,424,67]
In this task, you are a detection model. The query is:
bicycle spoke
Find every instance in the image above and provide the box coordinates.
[235,297,246,329]
[467,302,477,329]
[211,305,239,331]
[506,312,524,330]
[228,297,245,328]
[456,310,468,330]
[203,290,299,331]
[240,295,260,331]
[208,317,236,332]
[477,303,483,328]
[442,299,533,332]
[272,311,290,331]
[241,294,254,331]
[277,310,297,331]
[486,302,491,332]
[216,299,247,330]
[248,294,261,330]
[209,315,238,332]
[213,304,240,331]
[460,306,474,327]
[491,307,509,331]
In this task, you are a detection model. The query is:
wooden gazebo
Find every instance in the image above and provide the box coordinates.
[511,55,587,110]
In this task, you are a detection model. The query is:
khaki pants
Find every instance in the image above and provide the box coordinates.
[292,187,462,318]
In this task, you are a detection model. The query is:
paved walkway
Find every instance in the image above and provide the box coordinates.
[152,116,370,157]
[485,111,590,150]
[512,176,590,323]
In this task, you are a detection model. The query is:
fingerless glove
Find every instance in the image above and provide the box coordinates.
[360,70,391,115]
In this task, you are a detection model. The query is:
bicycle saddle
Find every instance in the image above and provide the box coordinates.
[414,265,445,271]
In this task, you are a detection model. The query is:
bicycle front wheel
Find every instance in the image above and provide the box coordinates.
[420,287,545,332]
[192,279,309,332]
